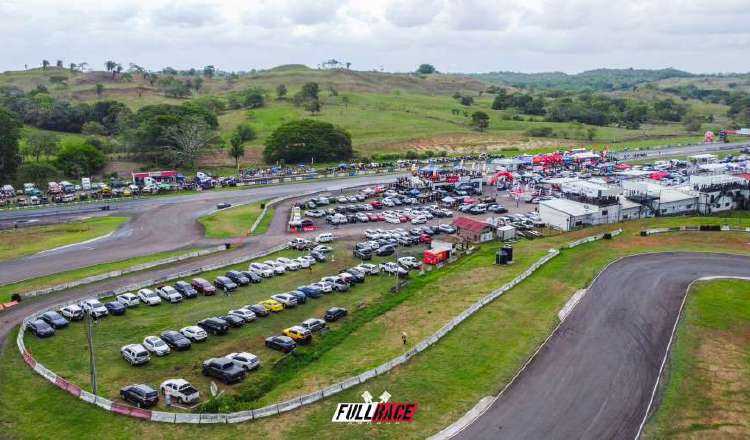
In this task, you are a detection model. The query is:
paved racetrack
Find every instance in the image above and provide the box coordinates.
[455,252,750,440]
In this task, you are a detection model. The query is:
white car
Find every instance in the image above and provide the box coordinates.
[364,229,380,239]
[80,299,108,319]
[356,263,380,275]
[304,209,325,218]
[249,262,274,278]
[270,293,297,308]
[225,352,261,371]
[121,344,150,365]
[296,256,312,268]
[160,379,200,405]
[157,286,183,303]
[180,326,207,342]
[385,215,401,224]
[398,256,422,269]
[264,260,286,275]
[59,304,84,321]
[313,244,332,253]
[313,281,333,293]
[380,262,409,276]
[143,336,171,356]
[411,216,427,224]
[316,233,334,243]
[229,308,257,323]
[276,257,300,271]
[137,289,161,306]
[116,293,140,308]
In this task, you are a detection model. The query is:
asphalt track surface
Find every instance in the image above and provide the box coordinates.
[455,252,750,440]
[0,174,399,285]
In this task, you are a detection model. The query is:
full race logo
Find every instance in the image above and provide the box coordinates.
[332,391,418,423]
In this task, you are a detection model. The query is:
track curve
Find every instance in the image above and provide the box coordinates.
[454,252,750,440]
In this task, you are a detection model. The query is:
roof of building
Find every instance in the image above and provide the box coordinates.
[659,188,697,204]
[453,216,492,232]
[540,198,600,216]
[618,196,642,210]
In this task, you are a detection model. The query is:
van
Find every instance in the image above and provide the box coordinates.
[316,233,334,243]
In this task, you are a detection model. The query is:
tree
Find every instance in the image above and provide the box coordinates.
[69,63,77,72]
[203,65,216,78]
[164,117,218,168]
[683,113,704,133]
[300,82,319,100]
[305,98,321,115]
[114,63,123,78]
[56,60,63,68]
[459,96,474,106]
[17,162,60,185]
[416,64,436,74]
[228,132,245,170]
[81,121,108,136]
[193,76,203,92]
[346,62,351,69]
[0,107,22,181]
[105,60,116,74]
[470,111,490,131]
[95,83,104,96]
[276,84,287,99]
[42,60,50,70]
[24,131,59,161]
[55,139,106,178]
[263,119,352,164]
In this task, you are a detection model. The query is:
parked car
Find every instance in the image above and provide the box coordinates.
[214,276,238,292]
[229,308,257,322]
[197,317,229,335]
[39,311,69,329]
[143,336,171,356]
[240,270,263,283]
[59,304,84,321]
[276,257,300,271]
[310,250,327,262]
[271,293,297,308]
[225,271,250,286]
[202,357,246,384]
[297,285,322,298]
[316,233,334,243]
[160,330,192,351]
[116,293,140,307]
[180,326,208,342]
[157,286,183,303]
[301,318,327,332]
[438,224,456,234]
[246,303,270,317]
[225,352,261,371]
[296,256,312,269]
[375,245,396,256]
[80,298,108,319]
[324,307,348,322]
[121,344,150,365]
[105,301,127,316]
[27,319,55,337]
[283,326,312,344]
[259,299,284,312]
[265,335,296,353]
[356,263,380,275]
[249,263,274,278]
[160,379,199,405]
[313,244,332,253]
[220,314,245,328]
[173,281,199,299]
[398,256,422,269]
[120,384,159,408]
[137,289,162,306]
[353,247,373,260]
[191,278,216,295]
[289,290,308,304]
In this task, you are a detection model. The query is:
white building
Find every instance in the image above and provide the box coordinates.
[618,196,650,221]
[622,180,699,216]
[690,174,750,214]
[539,198,603,231]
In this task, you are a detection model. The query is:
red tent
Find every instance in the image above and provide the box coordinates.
[649,171,669,180]
[615,163,632,170]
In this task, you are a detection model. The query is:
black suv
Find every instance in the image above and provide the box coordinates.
[324,307,348,322]
[214,276,238,292]
[265,335,296,353]
[226,271,250,286]
[120,384,159,408]
[375,245,395,257]
[220,314,245,328]
[202,358,246,384]
[353,247,372,260]
[27,319,55,337]
[40,311,69,329]
[240,270,262,283]
[160,330,192,351]
[174,281,198,299]
[197,317,229,335]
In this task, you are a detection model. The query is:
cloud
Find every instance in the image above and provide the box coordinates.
[385,0,443,27]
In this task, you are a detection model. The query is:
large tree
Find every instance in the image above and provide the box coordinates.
[0,107,22,181]
[416,64,436,74]
[263,119,352,164]
[23,131,59,161]
[165,117,218,168]
[55,139,106,178]
[470,111,490,132]
[227,124,256,170]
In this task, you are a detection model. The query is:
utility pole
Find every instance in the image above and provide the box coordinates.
[85,312,97,395]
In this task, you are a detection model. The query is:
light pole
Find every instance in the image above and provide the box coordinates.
[85,312,98,395]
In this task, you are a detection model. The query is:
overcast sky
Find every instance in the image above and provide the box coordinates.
[2,0,749,74]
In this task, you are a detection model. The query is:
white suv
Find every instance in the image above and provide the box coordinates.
[116,293,140,307]
[249,263,274,278]
[121,344,150,365]
[143,336,171,356]
[180,326,207,342]
[137,289,161,306]
[276,257,300,271]
[80,299,108,319]
[270,293,297,308]
[225,352,261,371]
[157,286,183,303]
[264,260,286,275]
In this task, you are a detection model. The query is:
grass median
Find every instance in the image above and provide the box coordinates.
[2,216,750,439]
[644,278,750,439]
[0,216,127,263]
[198,202,274,238]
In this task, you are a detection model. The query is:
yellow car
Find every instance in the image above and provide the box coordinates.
[282,326,312,344]
[260,299,284,312]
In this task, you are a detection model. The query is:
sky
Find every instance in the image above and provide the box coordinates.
[1,0,749,74]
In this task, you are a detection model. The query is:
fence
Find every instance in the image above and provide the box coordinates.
[640,225,750,236]
[16,230,621,424]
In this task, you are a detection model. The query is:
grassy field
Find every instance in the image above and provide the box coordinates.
[644,278,750,439]
[2,215,750,439]
[0,217,127,263]
[0,248,196,303]
[198,202,273,238]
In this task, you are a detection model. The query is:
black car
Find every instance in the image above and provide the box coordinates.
[160,330,192,351]
[214,276,238,292]
[375,245,395,257]
[174,281,198,299]
[220,314,245,328]
[342,269,365,283]
[240,270,262,283]
[353,248,372,260]
[216,202,232,209]
[290,290,307,304]
[345,213,358,223]
[27,319,55,337]
[198,317,229,335]
[247,304,270,317]
[324,307,348,322]
[105,301,126,316]
[39,311,68,329]
[265,335,296,353]
[310,251,327,262]
[297,285,322,298]
[202,358,246,384]
[226,271,250,286]
[397,237,413,246]
[120,384,159,408]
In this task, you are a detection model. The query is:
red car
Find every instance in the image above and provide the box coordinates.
[191,278,216,295]
[399,215,409,223]
[375,213,385,221]
[370,200,383,209]
[419,234,432,244]
[367,213,379,221]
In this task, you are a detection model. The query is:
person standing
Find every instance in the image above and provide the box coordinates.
[401,332,408,345]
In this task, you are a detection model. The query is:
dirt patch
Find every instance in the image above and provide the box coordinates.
[372,134,572,154]
[103,160,147,177]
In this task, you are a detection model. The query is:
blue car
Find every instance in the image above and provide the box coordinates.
[289,290,308,304]
[297,285,322,298]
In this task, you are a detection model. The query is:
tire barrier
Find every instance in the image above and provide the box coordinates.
[15,228,622,423]
[640,225,750,236]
